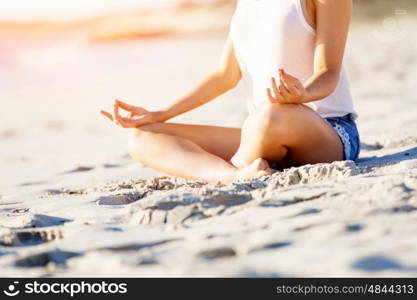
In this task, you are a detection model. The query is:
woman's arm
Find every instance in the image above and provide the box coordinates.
[101,37,242,128]
[303,0,352,102]
[156,37,241,122]
[267,0,352,104]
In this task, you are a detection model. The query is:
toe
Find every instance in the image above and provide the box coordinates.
[253,158,270,171]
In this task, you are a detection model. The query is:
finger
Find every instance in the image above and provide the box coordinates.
[294,79,304,91]
[121,116,149,129]
[282,69,302,86]
[100,110,114,121]
[267,88,277,103]
[114,103,122,125]
[116,99,134,112]
[279,69,293,90]
[269,78,285,102]
[279,69,292,90]
[267,88,285,104]
[271,77,280,98]
[118,117,133,128]
[279,79,291,99]
[284,79,298,95]
[279,69,293,82]
[279,87,290,102]
[130,114,152,128]
[282,70,301,94]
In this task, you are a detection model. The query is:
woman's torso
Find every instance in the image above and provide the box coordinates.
[230,0,358,119]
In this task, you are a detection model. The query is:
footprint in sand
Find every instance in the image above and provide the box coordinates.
[198,247,237,260]
[260,191,327,208]
[1,228,64,247]
[249,241,292,253]
[102,163,122,169]
[43,189,64,195]
[294,208,321,217]
[391,205,417,213]
[6,208,30,216]
[293,222,325,232]
[14,250,80,268]
[138,257,158,265]
[19,181,48,187]
[62,166,94,174]
[345,224,364,232]
[100,238,180,252]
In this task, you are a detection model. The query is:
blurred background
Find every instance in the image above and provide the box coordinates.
[1,0,416,193]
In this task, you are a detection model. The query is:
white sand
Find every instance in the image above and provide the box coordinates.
[1,17,417,277]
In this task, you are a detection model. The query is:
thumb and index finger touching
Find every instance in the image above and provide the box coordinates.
[100,99,141,121]
[279,69,304,93]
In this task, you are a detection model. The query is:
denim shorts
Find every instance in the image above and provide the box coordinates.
[325,114,360,161]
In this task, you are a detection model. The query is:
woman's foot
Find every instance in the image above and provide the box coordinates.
[233,158,273,182]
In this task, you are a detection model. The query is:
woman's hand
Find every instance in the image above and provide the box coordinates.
[267,69,306,104]
[100,100,164,128]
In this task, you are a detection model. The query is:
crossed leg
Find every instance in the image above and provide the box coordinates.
[127,123,271,183]
[127,102,344,183]
[231,102,344,168]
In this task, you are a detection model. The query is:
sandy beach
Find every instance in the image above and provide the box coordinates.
[1,1,417,277]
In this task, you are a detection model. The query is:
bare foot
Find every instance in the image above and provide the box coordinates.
[234,158,273,181]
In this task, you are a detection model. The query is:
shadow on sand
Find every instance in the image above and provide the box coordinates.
[357,146,417,168]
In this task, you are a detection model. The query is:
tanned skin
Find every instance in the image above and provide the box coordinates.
[101,0,351,183]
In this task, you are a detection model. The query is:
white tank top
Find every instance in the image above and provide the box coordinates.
[230,0,358,119]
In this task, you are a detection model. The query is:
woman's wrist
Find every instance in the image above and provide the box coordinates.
[152,110,171,123]
[300,87,314,103]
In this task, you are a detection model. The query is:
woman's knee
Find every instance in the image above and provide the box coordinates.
[127,122,168,157]
[252,102,300,132]
[128,129,140,158]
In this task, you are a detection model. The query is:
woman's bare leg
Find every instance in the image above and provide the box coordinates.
[231,102,344,168]
[127,123,270,183]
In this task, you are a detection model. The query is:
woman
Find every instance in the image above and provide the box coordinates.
[101,0,360,183]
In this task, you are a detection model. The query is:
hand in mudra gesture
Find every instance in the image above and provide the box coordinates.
[267,69,307,104]
[101,100,162,128]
